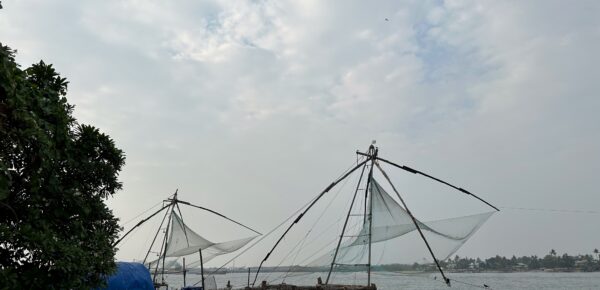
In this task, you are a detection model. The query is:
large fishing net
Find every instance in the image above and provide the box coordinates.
[308,178,494,267]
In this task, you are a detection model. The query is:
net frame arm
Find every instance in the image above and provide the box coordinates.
[178,199,263,235]
[113,203,172,247]
[374,156,499,211]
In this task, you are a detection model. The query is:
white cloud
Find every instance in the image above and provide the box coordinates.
[1,0,599,265]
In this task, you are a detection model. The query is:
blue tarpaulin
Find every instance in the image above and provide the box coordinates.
[97,262,154,290]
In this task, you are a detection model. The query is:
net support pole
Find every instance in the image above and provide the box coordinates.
[143,204,171,265]
[326,161,368,284]
[199,249,205,290]
[375,162,451,286]
[162,205,174,284]
[178,200,263,235]
[251,157,370,286]
[183,257,187,287]
[366,146,377,287]
[113,203,172,247]
[375,157,499,212]
[154,203,174,283]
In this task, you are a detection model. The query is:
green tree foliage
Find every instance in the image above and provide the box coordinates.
[0,43,125,289]
[443,250,600,272]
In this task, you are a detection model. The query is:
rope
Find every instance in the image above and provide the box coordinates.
[500,206,600,215]
[281,170,355,281]
[251,183,348,284]
[195,198,317,285]
[191,192,324,286]
[449,278,492,289]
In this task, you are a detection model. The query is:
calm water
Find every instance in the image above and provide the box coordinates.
[163,271,600,289]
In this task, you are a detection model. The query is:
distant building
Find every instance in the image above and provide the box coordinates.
[512,263,528,271]
[575,260,589,268]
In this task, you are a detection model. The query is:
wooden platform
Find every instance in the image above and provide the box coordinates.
[243,279,376,290]
[243,285,376,290]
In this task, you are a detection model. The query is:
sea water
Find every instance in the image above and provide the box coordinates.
[163,271,600,289]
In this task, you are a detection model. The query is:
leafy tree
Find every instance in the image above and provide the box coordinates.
[0,43,125,289]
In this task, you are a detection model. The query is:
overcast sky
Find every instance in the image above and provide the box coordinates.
[2,0,600,267]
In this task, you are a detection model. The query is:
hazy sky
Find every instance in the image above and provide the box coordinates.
[2,0,600,267]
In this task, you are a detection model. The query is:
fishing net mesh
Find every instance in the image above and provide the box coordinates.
[308,178,493,267]
[148,212,256,270]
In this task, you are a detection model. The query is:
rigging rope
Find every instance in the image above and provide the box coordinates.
[251,157,371,286]
[192,192,325,286]
[500,206,600,215]
[280,170,355,282]
[264,171,356,281]
[448,278,492,289]
[262,221,365,284]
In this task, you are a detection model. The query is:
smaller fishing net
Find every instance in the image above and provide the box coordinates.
[148,212,257,270]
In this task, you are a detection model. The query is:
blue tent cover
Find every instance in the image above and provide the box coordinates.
[100,262,154,290]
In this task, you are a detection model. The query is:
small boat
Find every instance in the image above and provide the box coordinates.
[247,143,499,289]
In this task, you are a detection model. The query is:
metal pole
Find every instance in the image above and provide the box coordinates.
[247,267,251,288]
[183,257,187,287]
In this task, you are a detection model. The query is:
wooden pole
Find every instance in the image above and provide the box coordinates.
[142,205,171,265]
[247,267,251,288]
[375,157,499,211]
[199,249,205,290]
[183,257,187,286]
[159,205,174,283]
[153,203,173,283]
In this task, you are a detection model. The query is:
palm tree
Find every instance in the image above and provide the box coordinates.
[594,248,599,261]
[550,249,557,256]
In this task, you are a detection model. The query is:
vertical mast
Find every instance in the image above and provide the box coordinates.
[142,203,171,265]
[154,191,177,284]
[199,249,205,290]
[153,201,173,283]
[366,145,377,287]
